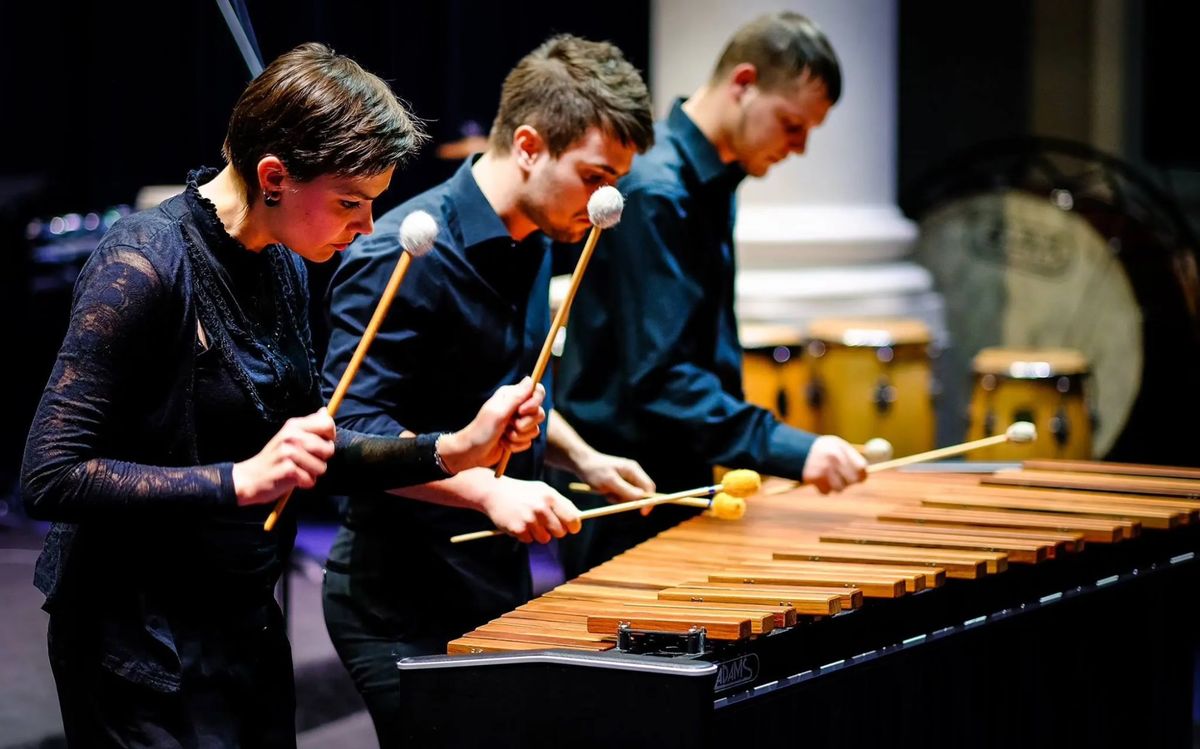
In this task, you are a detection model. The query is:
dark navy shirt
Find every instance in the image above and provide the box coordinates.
[322,157,553,640]
[557,100,817,493]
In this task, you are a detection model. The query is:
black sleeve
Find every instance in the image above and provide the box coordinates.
[322,429,449,494]
[20,244,236,522]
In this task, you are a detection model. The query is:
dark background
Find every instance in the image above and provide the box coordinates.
[2,3,1200,746]
[3,0,1200,499]
[0,0,654,505]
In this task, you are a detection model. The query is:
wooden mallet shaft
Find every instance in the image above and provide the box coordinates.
[450,483,721,543]
[492,186,623,478]
[568,482,715,510]
[263,249,420,531]
[263,211,438,531]
[492,224,602,478]
[865,433,1012,473]
[765,422,1036,495]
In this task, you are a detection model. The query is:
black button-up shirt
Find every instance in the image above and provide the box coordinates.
[557,100,816,493]
[322,158,552,639]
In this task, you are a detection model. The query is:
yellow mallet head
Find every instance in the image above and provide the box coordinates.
[720,469,761,498]
[708,492,746,520]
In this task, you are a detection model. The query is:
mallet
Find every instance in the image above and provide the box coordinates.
[566,484,749,520]
[864,421,1036,473]
[854,437,894,464]
[766,422,1037,495]
[452,469,761,543]
[263,211,439,531]
[492,186,624,478]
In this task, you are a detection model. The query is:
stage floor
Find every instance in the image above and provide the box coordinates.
[0,514,370,748]
[0,508,565,749]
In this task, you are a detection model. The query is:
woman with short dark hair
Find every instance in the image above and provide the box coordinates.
[21,42,545,747]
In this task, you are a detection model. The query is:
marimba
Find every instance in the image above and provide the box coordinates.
[395,461,1200,748]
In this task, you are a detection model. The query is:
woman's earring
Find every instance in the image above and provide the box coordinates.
[263,191,281,207]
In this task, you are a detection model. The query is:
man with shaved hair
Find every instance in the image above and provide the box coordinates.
[557,12,869,577]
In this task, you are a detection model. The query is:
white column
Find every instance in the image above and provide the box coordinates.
[651,0,944,335]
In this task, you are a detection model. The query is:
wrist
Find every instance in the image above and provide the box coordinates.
[230,465,247,506]
[435,431,464,475]
[470,472,507,515]
[231,461,252,507]
[567,444,600,476]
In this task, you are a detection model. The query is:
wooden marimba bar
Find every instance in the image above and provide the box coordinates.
[449,459,1200,655]
[397,460,1199,748]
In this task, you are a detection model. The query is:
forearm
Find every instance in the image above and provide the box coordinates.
[544,410,599,475]
[383,467,499,514]
[21,455,236,522]
[321,429,447,494]
[387,467,581,545]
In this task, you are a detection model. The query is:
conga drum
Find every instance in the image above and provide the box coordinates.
[806,317,935,457]
[967,347,1093,460]
[739,322,815,432]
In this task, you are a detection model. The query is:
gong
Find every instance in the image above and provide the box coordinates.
[904,137,1200,465]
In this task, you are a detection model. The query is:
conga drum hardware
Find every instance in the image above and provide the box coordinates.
[739,322,815,431]
[1049,407,1069,447]
[806,317,936,457]
[968,347,1092,460]
[873,379,898,414]
[806,379,824,410]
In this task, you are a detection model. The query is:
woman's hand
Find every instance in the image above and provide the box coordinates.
[232,409,336,506]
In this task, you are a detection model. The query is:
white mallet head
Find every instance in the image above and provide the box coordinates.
[587,186,624,229]
[863,438,894,463]
[1006,421,1037,443]
[399,210,439,257]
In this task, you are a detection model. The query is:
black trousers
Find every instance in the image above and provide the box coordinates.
[321,569,448,748]
[48,601,296,748]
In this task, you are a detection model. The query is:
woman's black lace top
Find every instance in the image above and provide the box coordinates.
[21,168,448,606]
